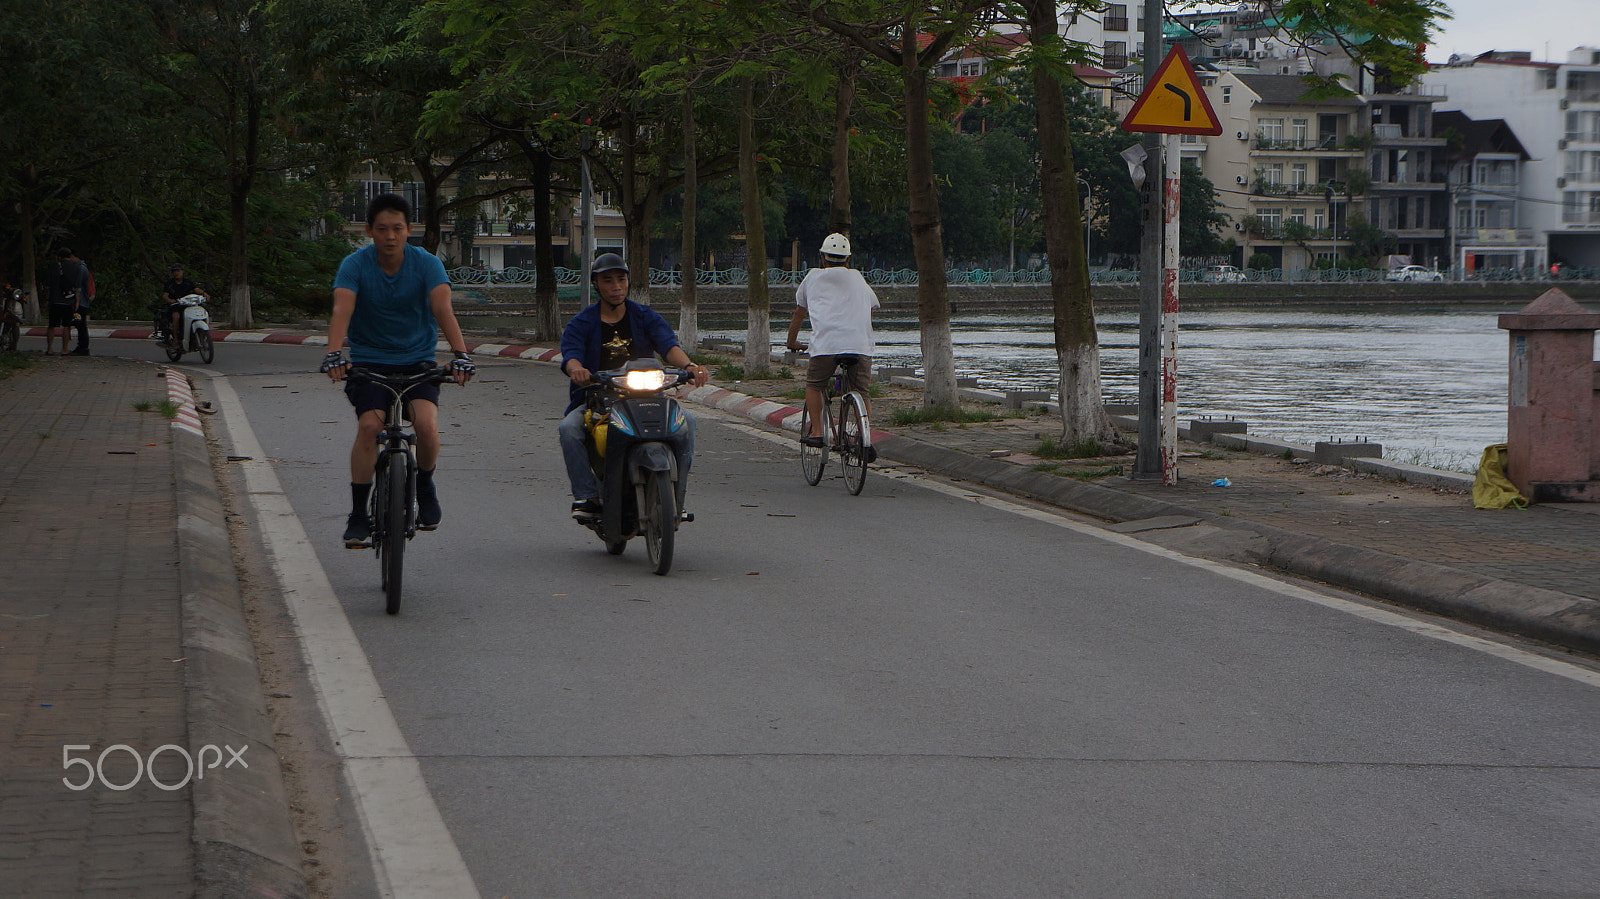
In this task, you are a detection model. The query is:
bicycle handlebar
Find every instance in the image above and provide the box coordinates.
[345,365,455,389]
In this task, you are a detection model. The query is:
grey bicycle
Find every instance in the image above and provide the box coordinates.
[798,354,872,495]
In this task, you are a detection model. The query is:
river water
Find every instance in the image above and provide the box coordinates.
[724,305,1527,474]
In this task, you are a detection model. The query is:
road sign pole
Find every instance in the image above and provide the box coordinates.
[1133,0,1165,481]
[1161,133,1182,485]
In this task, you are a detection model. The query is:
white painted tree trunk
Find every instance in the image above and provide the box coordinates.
[1057,343,1115,446]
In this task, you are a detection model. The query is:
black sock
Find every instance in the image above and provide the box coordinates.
[352,482,372,516]
[417,468,436,493]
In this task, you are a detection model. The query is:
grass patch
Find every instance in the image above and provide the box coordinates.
[688,350,731,366]
[156,399,180,420]
[889,404,1001,426]
[133,400,153,412]
[713,363,746,381]
[1035,435,1106,459]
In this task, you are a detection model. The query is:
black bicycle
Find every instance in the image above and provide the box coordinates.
[799,354,873,495]
[347,365,453,615]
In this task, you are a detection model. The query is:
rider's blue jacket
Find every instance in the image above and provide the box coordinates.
[559,299,683,413]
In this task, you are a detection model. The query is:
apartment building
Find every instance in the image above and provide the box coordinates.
[1198,72,1366,269]
[1433,110,1542,273]
[1364,81,1451,267]
[1423,48,1600,268]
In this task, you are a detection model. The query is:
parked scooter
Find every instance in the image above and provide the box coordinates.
[578,358,694,575]
[1,287,24,352]
[162,293,215,364]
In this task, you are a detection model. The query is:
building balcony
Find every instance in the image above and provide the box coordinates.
[1104,16,1128,31]
[1102,53,1128,70]
[1462,227,1536,244]
[1565,89,1600,104]
[1369,178,1448,191]
[1249,136,1361,153]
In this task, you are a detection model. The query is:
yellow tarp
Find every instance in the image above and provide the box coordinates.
[1473,444,1528,510]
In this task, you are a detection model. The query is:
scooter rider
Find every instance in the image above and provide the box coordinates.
[157,263,208,343]
[557,253,709,519]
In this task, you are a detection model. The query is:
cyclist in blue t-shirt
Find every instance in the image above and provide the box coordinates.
[321,193,475,548]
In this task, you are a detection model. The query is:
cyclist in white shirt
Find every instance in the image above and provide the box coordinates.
[785,233,879,449]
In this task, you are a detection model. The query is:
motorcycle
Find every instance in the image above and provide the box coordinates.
[1,287,24,352]
[162,293,215,364]
[579,358,694,575]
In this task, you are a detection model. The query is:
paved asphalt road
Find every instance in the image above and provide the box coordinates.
[112,338,1600,897]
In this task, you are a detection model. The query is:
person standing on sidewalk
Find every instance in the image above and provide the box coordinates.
[69,251,94,355]
[784,233,879,447]
[46,248,89,356]
[320,193,475,548]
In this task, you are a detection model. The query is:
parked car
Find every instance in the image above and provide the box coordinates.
[1204,264,1247,283]
[1386,265,1444,282]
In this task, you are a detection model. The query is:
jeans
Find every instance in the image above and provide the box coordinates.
[558,404,695,501]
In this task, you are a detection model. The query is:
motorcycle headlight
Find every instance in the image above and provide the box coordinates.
[623,369,666,391]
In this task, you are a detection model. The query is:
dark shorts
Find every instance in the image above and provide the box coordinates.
[344,362,440,421]
[805,354,872,395]
[48,305,74,328]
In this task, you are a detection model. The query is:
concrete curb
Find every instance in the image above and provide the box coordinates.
[165,371,308,899]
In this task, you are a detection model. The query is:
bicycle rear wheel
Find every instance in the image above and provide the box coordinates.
[839,392,869,496]
[382,453,409,614]
[799,404,828,486]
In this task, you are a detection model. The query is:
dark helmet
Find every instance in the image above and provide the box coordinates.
[591,253,628,277]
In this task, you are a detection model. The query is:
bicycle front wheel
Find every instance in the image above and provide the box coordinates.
[382,453,409,614]
[642,469,677,575]
[839,392,869,495]
[799,404,828,486]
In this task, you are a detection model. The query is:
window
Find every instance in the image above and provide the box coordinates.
[1289,208,1306,223]
[1105,4,1128,30]
[1222,86,1231,104]
[1291,118,1309,146]
[1258,117,1284,142]
[343,180,392,222]
[1258,208,1283,230]
[1265,163,1283,185]
[1103,41,1127,69]
[1313,210,1326,229]
[1291,163,1308,187]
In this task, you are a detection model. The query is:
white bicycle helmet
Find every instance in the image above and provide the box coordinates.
[820,233,851,259]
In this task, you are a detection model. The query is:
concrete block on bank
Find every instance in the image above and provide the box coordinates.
[1103,403,1138,416]
[1006,390,1052,409]
[1315,440,1384,466]
[876,366,915,382]
[1189,418,1249,443]
[1212,432,1314,460]
[956,377,981,388]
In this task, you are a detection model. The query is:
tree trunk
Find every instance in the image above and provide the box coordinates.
[678,87,699,350]
[416,158,444,254]
[1027,1,1115,446]
[829,49,861,235]
[228,177,252,328]
[739,78,770,378]
[19,180,41,322]
[532,151,561,342]
[901,54,956,408]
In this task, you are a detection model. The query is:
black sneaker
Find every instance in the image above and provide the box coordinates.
[571,498,602,520]
[343,513,371,548]
[800,435,825,448]
[417,480,441,530]
[69,347,89,356]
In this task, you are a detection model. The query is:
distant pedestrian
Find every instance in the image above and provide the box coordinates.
[47,248,89,356]
[69,252,94,355]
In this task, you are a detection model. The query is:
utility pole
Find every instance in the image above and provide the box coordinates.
[1133,0,1165,480]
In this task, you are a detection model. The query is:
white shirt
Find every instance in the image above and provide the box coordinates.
[795,266,879,357]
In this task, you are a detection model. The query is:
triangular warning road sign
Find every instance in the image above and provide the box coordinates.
[1121,45,1223,136]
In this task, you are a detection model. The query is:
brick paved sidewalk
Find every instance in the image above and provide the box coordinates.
[0,354,304,898]
[0,356,194,895]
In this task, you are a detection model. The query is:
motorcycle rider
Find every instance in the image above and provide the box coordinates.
[557,253,709,519]
[156,263,208,345]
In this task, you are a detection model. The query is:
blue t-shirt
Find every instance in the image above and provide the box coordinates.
[333,244,450,365]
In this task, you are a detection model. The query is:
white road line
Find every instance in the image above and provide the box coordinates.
[722,418,1600,691]
[206,375,481,899]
